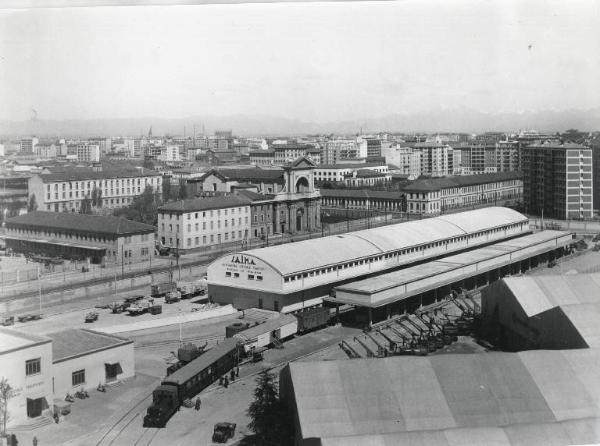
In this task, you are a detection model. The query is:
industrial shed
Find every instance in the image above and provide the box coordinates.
[207,207,530,311]
[481,274,600,351]
[280,349,600,446]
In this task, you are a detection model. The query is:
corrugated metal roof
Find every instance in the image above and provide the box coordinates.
[238,207,527,276]
[233,313,297,342]
[6,211,155,236]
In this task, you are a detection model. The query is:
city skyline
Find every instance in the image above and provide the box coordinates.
[1,0,599,125]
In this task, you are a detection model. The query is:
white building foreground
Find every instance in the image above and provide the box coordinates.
[0,327,133,427]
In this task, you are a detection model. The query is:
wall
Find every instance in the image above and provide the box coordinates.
[52,341,134,397]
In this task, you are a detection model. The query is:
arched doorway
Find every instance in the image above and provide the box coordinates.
[295,177,310,193]
[296,208,304,231]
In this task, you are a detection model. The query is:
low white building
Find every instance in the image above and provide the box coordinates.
[0,328,133,427]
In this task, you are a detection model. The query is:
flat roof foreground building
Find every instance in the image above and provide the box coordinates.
[3,211,155,264]
[0,328,133,427]
[207,207,530,312]
[281,274,600,446]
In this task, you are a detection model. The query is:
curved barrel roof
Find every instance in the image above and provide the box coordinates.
[235,207,528,276]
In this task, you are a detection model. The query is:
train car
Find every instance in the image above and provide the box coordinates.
[295,307,331,333]
[143,338,239,428]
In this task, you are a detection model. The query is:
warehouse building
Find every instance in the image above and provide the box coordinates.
[3,211,155,264]
[0,328,133,427]
[206,207,531,312]
[280,274,600,445]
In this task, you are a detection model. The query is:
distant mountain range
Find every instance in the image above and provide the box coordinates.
[1,108,599,138]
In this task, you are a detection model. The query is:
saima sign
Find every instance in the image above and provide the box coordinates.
[230,255,256,265]
[222,254,266,274]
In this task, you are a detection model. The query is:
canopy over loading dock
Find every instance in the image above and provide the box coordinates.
[327,230,574,324]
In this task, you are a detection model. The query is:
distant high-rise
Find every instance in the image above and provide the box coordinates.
[19,137,38,153]
[522,142,593,219]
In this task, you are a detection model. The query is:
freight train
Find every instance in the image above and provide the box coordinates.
[143,338,239,428]
[142,307,333,428]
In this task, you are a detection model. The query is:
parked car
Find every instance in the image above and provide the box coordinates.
[212,422,236,443]
[0,315,15,326]
[85,311,99,323]
[165,290,181,304]
[149,304,163,315]
[17,314,42,323]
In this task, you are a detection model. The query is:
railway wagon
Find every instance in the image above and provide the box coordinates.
[295,307,331,333]
[143,338,239,428]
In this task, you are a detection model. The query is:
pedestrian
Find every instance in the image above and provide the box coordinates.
[53,411,59,423]
[223,376,229,388]
[195,397,201,411]
[32,436,37,446]
[230,369,235,382]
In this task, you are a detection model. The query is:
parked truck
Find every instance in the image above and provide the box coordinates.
[165,290,181,304]
[151,282,177,298]
[126,299,153,316]
[176,279,207,299]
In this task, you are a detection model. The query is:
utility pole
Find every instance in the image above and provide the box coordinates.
[37,265,42,315]
[121,246,124,278]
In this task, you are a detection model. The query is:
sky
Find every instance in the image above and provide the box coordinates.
[0,0,599,123]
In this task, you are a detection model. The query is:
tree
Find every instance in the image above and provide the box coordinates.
[142,158,155,170]
[113,185,159,226]
[80,197,93,214]
[246,370,294,446]
[178,178,188,200]
[0,377,14,436]
[27,194,37,212]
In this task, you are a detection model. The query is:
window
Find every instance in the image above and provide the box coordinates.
[256,275,263,281]
[26,358,41,376]
[248,274,255,280]
[141,247,149,256]
[72,369,85,386]
[225,271,232,277]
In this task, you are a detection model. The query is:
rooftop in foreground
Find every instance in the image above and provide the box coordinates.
[47,329,132,362]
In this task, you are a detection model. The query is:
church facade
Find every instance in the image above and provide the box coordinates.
[191,157,321,238]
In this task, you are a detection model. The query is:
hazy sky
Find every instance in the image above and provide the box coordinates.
[1,0,599,122]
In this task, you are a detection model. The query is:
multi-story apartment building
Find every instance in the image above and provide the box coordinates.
[414,142,452,177]
[249,150,275,166]
[403,171,523,215]
[157,146,180,162]
[522,142,593,219]
[496,140,521,172]
[272,143,321,165]
[157,195,252,252]
[381,145,421,178]
[28,166,162,213]
[451,143,497,174]
[365,138,382,159]
[313,163,389,184]
[324,139,366,164]
[4,211,155,264]
[76,144,101,162]
[20,137,39,154]
[590,136,600,213]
